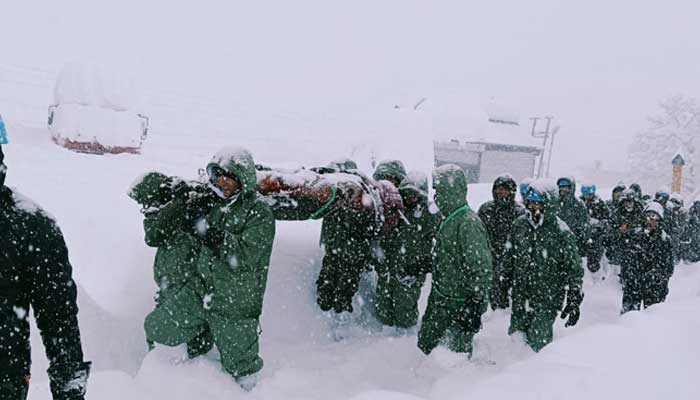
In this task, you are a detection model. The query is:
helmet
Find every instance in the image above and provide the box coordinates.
[557,177,573,187]
[526,188,546,203]
[581,184,596,196]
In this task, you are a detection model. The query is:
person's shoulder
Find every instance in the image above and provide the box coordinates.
[250,194,275,220]
[478,200,495,214]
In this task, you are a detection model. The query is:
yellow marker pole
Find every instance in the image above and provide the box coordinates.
[671,154,685,193]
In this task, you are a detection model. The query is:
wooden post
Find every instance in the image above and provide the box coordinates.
[672,153,685,193]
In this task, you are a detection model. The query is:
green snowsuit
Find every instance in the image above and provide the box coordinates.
[144,149,275,378]
[501,191,584,352]
[418,165,492,355]
[557,180,589,256]
[261,160,381,314]
[621,225,674,313]
[375,173,437,329]
[685,204,700,262]
[477,175,526,309]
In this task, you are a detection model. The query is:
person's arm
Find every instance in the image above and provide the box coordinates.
[560,230,584,327]
[143,198,188,247]
[27,215,90,400]
[460,216,493,303]
[209,201,275,274]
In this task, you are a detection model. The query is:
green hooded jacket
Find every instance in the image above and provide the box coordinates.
[129,172,203,300]
[372,160,407,186]
[197,148,276,319]
[502,189,583,312]
[556,177,590,254]
[430,165,492,303]
[394,172,439,274]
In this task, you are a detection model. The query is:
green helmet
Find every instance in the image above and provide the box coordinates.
[128,172,173,207]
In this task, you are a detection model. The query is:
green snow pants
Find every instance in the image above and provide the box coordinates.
[144,288,263,378]
[508,306,558,352]
[375,270,425,328]
[316,253,367,313]
[417,291,486,355]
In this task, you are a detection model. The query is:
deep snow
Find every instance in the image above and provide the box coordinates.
[2,124,698,399]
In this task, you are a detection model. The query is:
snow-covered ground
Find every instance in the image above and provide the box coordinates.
[4,124,698,399]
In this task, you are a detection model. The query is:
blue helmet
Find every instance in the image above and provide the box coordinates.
[581,184,596,196]
[519,182,530,195]
[526,188,546,203]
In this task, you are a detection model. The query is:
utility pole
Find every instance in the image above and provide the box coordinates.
[530,116,554,178]
[545,126,559,178]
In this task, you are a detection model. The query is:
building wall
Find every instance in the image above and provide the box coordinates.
[479,148,538,184]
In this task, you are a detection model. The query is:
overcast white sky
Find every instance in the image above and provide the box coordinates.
[1,0,699,174]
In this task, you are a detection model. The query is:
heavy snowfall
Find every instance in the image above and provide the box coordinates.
[1,1,700,400]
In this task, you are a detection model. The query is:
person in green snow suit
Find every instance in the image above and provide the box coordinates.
[477,174,526,310]
[417,164,492,356]
[128,172,216,358]
[258,159,383,319]
[684,201,700,262]
[620,203,674,313]
[374,172,438,331]
[315,160,381,315]
[556,177,589,256]
[143,148,275,388]
[500,187,584,352]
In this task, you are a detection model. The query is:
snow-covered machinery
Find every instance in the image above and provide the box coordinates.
[48,63,148,155]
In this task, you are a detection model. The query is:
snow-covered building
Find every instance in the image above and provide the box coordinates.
[48,62,148,154]
[430,98,543,184]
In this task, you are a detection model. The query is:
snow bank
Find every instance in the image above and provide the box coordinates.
[7,122,699,400]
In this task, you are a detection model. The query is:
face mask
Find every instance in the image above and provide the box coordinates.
[526,204,544,227]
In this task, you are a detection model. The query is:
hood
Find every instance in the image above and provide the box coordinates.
[432,164,468,214]
[398,171,429,205]
[629,183,643,198]
[206,147,257,195]
[0,145,6,187]
[373,160,407,185]
[524,185,558,226]
[644,202,665,219]
[328,158,358,172]
[556,176,577,196]
[492,174,517,204]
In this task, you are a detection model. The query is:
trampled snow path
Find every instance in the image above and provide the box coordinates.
[4,125,698,399]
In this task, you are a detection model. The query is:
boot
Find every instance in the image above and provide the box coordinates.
[331,311,354,341]
[235,373,259,392]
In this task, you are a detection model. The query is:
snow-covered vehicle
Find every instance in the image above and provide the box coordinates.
[48,62,148,155]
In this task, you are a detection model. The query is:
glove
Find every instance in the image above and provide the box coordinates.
[47,361,91,400]
[201,227,225,250]
[561,288,583,327]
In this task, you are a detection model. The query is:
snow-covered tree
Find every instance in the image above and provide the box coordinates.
[628,94,700,195]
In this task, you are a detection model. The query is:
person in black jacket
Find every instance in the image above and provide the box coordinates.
[620,202,674,314]
[580,184,611,275]
[0,146,91,400]
[478,174,525,309]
